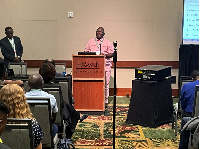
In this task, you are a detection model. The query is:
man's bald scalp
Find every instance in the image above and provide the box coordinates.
[28,74,43,89]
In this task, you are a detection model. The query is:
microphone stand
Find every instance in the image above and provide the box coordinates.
[20,62,23,76]
[113,41,117,149]
[20,58,24,76]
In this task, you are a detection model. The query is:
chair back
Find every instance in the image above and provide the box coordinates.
[9,75,30,92]
[59,82,69,104]
[193,85,199,117]
[9,75,29,80]
[8,62,27,75]
[23,80,30,92]
[178,76,193,116]
[54,76,72,104]
[179,76,193,93]
[27,97,53,148]
[1,118,34,149]
[43,86,63,127]
[181,80,193,90]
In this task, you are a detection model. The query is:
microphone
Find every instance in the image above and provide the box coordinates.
[113,41,117,63]
[99,43,101,54]
[113,41,117,48]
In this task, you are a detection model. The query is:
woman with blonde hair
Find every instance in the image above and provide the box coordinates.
[0,84,43,149]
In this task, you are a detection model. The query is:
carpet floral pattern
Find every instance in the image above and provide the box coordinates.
[72,104,181,149]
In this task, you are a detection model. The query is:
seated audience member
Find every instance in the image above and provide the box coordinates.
[0,84,43,149]
[44,59,65,77]
[0,60,23,86]
[39,63,88,138]
[25,74,58,137]
[42,61,74,104]
[39,63,56,84]
[179,70,199,149]
[0,100,11,149]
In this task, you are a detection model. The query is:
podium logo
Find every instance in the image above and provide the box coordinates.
[76,62,100,69]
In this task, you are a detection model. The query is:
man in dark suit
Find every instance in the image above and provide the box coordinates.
[0,27,23,68]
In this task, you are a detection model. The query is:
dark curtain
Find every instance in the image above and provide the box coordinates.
[179,44,199,92]
[179,44,199,77]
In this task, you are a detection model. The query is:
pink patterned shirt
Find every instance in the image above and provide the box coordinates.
[85,38,114,71]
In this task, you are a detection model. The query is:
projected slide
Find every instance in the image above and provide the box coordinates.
[183,0,199,44]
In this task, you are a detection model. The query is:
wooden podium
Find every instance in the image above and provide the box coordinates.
[72,55,105,113]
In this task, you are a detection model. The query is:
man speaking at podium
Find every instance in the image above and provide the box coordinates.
[0,27,23,68]
[85,27,114,107]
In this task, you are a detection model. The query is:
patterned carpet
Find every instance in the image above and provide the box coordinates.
[72,97,181,149]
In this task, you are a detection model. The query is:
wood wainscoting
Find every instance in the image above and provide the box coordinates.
[24,60,179,69]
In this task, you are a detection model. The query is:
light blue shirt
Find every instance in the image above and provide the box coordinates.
[25,89,58,114]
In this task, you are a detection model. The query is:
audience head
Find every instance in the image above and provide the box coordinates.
[5,27,14,39]
[0,84,33,119]
[28,74,43,89]
[191,70,199,81]
[44,59,55,67]
[96,27,105,40]
[0,100,10,136]
[39,63,56,84]
[0,60,7,80]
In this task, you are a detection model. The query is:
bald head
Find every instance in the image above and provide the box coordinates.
[28,74,43,89]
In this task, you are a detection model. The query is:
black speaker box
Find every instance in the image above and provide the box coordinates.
[126,79,173,127]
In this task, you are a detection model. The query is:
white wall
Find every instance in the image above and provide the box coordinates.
[1,0,183,89]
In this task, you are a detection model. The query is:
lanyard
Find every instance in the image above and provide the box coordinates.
[9,38,15,50]
[95,38,104,49]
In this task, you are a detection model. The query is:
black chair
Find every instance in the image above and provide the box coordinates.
[1,118,34,149]
[23,80,30,92]
[9,75,30,80]
[178,76,193,117]
[9,76,30,92]
[192,85,199,117]
[53,76,72,105]
[43,86,63,128]
[43,85,67,139]
[179,76,193,92]
[26,97,56,148]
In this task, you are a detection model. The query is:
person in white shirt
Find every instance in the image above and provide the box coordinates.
[25,74,58,137]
